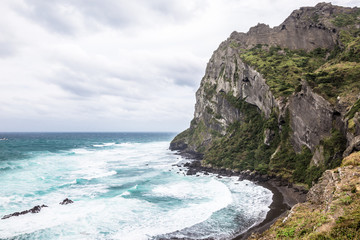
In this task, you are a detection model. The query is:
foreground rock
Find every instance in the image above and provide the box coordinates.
[1,205,48,220]
[59,198,74,205]
[2,198,74,220]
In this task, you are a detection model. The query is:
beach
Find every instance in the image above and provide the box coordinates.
[179,157,307,240]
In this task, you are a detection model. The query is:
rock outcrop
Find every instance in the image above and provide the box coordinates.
[59,198,74,205]
[1,205,48,220]
[231,3,357,50]
[1,198,75,220]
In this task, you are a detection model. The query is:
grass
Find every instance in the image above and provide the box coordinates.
[332,9,360,27]
[239,29,360,106]
[346,98,360,120]
[239,45,327,98]
[306,62,360,105]
[342,151,360,167]
[254,152,360,240]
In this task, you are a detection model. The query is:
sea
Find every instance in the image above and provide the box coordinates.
[0,132,273,240]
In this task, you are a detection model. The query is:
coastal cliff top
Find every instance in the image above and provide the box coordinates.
[226,2,359,50]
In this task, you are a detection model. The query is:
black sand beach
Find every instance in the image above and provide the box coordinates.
[233,180,306,239]
[176,157,307,240]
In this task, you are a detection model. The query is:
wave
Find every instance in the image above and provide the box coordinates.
[93,142,116,147]
[0,138,272,240]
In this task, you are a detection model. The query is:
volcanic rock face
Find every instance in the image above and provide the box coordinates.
[231,2,356,50]
[289,83,334,152]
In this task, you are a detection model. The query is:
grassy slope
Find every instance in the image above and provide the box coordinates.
[250,152,360,240]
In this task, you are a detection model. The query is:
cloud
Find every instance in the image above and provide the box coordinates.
[15,0,78,34]
[0,41,17,58]
[16,0,209,34]
[0,0,358,132]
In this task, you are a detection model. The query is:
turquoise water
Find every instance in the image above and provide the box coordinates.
[0,133,272,240]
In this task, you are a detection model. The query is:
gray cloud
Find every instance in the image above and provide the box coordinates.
[0,41,16,58]
[163,62,203,87]
[49,65,155,102]
[0,0,358,132]
[17,0,76,34]
[17,0,208,34]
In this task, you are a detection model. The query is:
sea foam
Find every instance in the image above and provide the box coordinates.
[0,134,272,240]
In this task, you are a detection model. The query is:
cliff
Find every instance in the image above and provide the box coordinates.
[170,2,360,186]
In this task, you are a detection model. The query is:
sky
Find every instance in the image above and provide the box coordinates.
[0,0,358,132]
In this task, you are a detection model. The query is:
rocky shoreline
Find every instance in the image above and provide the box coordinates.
[175,154,307,239]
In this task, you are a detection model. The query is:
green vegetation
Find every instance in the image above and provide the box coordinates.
[332,9,360,27]
[306,62,360,104]
[346,98,360,120]
[240,28,360,105]
[269,120,322,185]
[239,45,327,98]
[255,153,360,240]
[171,119,209,153]
[321,129,347,169]
[203,82,217,100]
[343,151,360,167]
[204,94,280,173]
[270,127,346,186]
[200,90,347,186]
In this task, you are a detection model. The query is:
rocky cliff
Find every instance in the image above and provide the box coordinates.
[171,2,360,186]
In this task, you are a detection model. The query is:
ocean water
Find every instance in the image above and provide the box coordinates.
[0,132,272,240]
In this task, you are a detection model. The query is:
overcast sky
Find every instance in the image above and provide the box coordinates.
[0,0,358,132]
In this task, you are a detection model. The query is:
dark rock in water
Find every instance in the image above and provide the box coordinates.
[59,198,74,205]
[2,204,48,220]
[189,160,201,168]
[186,169,197,175]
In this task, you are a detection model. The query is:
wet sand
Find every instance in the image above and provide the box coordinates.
[233,180,306,239]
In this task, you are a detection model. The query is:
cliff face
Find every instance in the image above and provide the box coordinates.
[289,83,335,152]
[232,2,342,50]
[171,3,360,185]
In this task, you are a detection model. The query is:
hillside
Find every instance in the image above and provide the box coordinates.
[250,152,360,239]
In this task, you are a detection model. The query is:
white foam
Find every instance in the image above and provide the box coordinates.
[108,178,233,239]
[0,139,273,240]
[82,170,117,180]
[93,142,116,147]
